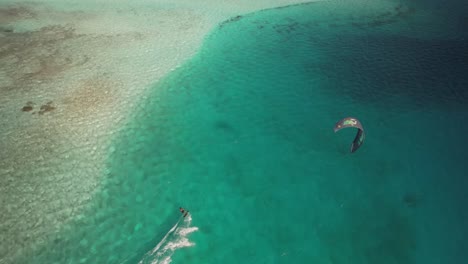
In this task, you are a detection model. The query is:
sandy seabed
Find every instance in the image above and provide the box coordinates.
[0,0,313,262]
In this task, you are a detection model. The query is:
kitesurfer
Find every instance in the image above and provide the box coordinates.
[179,207,189,217]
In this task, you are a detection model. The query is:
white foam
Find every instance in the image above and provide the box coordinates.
[161,237,194,253]
[139,216,198,264]
[156,256,172,264]
[150,220,181,255]
[177,227,199,236]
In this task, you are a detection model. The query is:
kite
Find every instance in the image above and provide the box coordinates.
[334,117,365,153]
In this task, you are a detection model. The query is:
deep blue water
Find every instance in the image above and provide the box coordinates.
[20,0,468,263]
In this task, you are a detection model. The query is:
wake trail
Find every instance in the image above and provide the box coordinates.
[138,214,198,264]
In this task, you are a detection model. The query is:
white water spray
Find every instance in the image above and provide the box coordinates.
[138,214,198,264]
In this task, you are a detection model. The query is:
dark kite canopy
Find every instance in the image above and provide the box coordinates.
[334,117,365,153]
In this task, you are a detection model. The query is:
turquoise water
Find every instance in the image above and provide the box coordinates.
[20,0,468,263]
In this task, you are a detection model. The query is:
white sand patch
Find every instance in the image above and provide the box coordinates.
[0,0,315,262]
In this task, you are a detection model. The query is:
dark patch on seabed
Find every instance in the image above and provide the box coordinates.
[242,0,468,109]
[313,35,468,108]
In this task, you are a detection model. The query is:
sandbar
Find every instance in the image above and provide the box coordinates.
[0,0,314,261]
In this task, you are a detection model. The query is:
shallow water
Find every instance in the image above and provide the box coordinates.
[18,0,468,263]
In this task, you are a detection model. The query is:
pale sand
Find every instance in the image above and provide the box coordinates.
[0,0,314,261]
